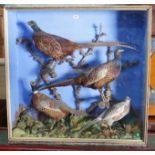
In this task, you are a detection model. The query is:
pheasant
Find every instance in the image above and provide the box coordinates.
[28,20,136,61]
[78,96,131,135]
[32,92,87,121]
[36,49,124,104]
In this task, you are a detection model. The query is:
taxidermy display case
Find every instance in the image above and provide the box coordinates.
[4,5,151,147]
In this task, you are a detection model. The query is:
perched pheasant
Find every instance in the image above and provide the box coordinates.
[32,92,87,121]
[28,20,136,61]
[36,49,124,104]
[78,96,131,135]
[37,49,123,90]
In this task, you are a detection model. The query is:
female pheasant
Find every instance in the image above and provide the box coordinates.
[78,96,131,135]
[32,92,87,121]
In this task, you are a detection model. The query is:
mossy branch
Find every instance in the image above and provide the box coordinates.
[16,37,62,101]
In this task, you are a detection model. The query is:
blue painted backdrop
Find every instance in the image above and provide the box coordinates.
[7,9,147,124]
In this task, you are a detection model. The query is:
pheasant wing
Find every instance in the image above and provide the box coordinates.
[51,34,78,52]
[84,64,108,86]
[33,32,63,58]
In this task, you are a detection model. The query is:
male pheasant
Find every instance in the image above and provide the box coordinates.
[28,20,136,61]
[36,49,124,102]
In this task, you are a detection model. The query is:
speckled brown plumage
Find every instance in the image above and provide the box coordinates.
[33,31,77,60]
[32,92,87,121]
[32,92,69,121]
[28,20,136,60]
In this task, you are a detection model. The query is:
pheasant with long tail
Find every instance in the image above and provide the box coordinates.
[28,20,136,61]
[36,49,125,106]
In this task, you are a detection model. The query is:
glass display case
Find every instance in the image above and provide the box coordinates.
[4,5,151,147]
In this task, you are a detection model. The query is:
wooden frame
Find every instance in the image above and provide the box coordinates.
[4,5,152,147]
[0,6,5,102]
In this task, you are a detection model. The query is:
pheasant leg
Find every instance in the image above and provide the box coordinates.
[104,84,112,108]
[98,88,107,106]
[98,88,110,108]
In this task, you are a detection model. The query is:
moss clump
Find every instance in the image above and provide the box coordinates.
[132,132,141,140]
[120,133,133,139]
[12,128,26,137]
[16,121,27,130]
[13,109,142,140]
[90,124,102,134]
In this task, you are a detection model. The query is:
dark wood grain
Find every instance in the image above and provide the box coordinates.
[0,100,7,127]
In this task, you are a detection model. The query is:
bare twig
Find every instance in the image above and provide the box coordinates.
[14,104,25,128]
[77,24,106,68]
[72,85,81,110]
[70,24,106,110]
[16,38,44,65]
[65,56,76,68]
[103,47,113,108]
[122,60,139,70]
[17,37,62,101]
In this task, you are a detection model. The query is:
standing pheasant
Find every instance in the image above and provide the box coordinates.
[78,96,131,135]
[28,20,136,61]
[36,49,124,104]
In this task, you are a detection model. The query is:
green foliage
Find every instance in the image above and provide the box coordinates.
[90,124,102,134]
[12,128,26,137]
[13,110,142,140]
[16,121,27,130]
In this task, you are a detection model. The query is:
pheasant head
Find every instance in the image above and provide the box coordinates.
[114,49,124,59]
[28,20,41,32]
